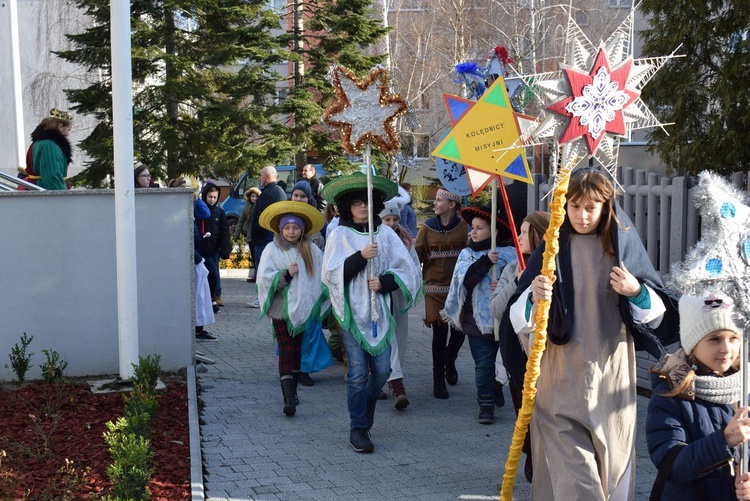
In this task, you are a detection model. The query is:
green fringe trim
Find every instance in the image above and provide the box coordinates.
[387,271,425,314]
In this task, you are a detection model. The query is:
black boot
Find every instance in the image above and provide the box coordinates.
[433,369,449,399]
[365,397,378,431]
[494,381,505,408]
[478,395,494,424]
[445,359,458,386]
[299,372,315,386]
[280,376,296,416]
[445,329,465,386]
[292,372,300,405]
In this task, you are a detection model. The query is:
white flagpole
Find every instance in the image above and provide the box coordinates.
[365,143,378,337]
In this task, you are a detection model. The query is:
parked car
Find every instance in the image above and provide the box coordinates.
[221,164,326,236]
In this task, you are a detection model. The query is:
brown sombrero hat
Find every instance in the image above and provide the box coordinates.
[322,171,398,206]
[259,200,325,235]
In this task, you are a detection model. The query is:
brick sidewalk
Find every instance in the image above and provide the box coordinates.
[196,273,656,500]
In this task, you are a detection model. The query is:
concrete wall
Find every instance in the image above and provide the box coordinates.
[0,188,195,382]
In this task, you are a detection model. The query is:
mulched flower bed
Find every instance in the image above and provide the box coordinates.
[0,378,190,500]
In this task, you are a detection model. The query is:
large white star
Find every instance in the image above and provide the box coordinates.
[323,66,408,154]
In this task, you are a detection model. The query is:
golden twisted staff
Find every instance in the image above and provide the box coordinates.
[499,157,576,500]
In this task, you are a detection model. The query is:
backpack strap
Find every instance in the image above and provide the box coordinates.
[650,443,687,501]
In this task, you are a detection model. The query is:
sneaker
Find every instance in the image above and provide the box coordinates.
[212,304,220,314]
[196,331,218,342]
[215,296,224,307]
[349,428,374,453]
[478,397,494,424]
[247,299,260,308]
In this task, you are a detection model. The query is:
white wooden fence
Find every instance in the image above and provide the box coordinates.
[526,166,748,387]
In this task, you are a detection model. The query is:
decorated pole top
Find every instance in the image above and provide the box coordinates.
[322,65,408,155]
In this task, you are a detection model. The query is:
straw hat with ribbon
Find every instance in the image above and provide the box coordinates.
[259,201,325,235]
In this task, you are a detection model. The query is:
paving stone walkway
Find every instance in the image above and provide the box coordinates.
[196,273,657,500]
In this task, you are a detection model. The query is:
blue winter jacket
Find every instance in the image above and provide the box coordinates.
[646,371,736,500]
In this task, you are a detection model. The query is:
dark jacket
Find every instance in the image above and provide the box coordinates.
[646,372,736,501]
[200,186,231,259]
[250,181,287,243]
[307,176,326,211]
[499,206,680,389]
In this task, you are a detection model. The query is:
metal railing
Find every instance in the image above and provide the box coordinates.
[0,171,45,191]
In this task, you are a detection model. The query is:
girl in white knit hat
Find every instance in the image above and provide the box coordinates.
[646,293,750,500]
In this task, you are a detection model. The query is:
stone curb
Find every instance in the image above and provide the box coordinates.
[187,364,205,501]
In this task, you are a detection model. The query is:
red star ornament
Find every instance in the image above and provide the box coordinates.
[546,47,640,155]
[323,66,408,155]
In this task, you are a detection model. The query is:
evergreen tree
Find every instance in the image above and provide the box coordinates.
[639,1,750,176]
[276,0,391,174]
[56,0,290,186]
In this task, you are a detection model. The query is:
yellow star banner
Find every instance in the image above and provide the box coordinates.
[432,77,533,184]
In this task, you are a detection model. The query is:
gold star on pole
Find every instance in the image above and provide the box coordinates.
[323,66,408,155]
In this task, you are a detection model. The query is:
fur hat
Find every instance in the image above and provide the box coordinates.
[243,186,261,201]
[679,294,739,355]
[379,200,401,220]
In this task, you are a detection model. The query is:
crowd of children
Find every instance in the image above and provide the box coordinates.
[200,167,750,501]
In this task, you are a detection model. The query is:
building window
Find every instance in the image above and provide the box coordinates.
[268,0,286,13]
[608,0,632,7]
[400,132,430,159]
[275,86,289,105]
[388,0,425,12]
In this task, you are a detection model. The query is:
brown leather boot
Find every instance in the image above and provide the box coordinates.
[388,378,410,410]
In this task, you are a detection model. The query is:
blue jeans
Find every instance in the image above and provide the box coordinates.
[254,242,269,272]
[468,335,499,399]
[341,329,391,429]
[203,253,221,298]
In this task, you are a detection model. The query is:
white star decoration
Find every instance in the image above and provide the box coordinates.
[516,6,680,181]
[323,66,408,154]
[668,172,750,330]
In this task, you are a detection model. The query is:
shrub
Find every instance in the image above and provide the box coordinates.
[40,349,68,384]
[103,419,154,501]
[9,333,34,386]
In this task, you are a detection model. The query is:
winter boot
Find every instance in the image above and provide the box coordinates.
[365,397,378,431]
[299,372,315,386]
[280,376,296,416]
[214,295,224,307]
[493,381,505,408]
[292,372,301,405]
[445,359,458,386]
[433,369,449,399]
[389,378,410,410]
[478,395,495,424]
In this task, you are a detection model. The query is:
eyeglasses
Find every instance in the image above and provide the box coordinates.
[138,174,151,178]
[351,200,368,207]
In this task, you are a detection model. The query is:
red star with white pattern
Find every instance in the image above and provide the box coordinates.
[546,48,640,154]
